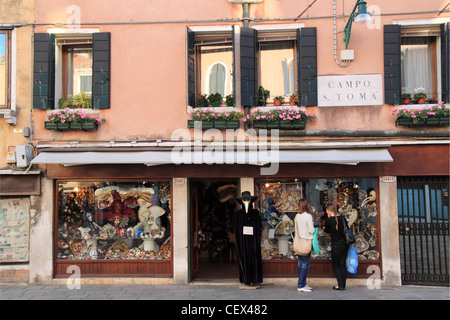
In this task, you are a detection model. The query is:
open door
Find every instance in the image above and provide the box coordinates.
[190,179,239,280]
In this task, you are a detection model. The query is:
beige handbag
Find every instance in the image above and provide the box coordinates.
[293,214,312,256]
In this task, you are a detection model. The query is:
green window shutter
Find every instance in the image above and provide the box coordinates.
[240,27,257,107]
[92,32,110,109]
[187,28,196,107]
[33,33,55,109]
[441,23,450,103]
[384,25,401,105]
[298,27,317,106]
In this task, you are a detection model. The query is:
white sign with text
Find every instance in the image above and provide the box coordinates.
[318,74,383,107]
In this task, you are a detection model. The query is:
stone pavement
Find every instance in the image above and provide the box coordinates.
[1,282,448,300]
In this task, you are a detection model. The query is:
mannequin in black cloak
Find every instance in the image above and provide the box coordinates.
[234,191,263,288]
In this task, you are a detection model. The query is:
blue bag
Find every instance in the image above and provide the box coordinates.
[346,246,359,274]
[312,228,319,255]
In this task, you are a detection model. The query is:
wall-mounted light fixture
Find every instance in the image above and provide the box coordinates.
[334,0,371,67]
[344,0,371,49]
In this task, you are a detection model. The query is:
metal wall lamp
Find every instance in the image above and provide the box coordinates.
[344,0,371,49]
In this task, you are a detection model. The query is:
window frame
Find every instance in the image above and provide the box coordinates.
[384,21,449,105]
[400,26,442,102]
[33,30,110,110]
[257,33,298,105]
[56,35,93,101]
[187,26,236,108]
[0,29,11,110]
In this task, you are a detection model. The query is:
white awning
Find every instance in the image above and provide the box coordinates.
[31,148,393,166]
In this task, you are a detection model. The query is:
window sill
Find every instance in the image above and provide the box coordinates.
[0,109,16,125]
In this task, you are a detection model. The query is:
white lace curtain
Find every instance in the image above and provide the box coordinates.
[401,37,433,98]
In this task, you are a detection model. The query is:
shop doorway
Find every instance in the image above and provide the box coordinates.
[190,179,239,280]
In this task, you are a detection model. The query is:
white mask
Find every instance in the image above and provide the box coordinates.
[242,200,250,213]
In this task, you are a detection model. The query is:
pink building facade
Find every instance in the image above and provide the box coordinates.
[1,0,449,286]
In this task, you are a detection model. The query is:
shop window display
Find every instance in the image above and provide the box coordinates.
[256,178,379,261]
[57,181,171,261]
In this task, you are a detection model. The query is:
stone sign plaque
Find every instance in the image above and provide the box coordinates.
[318,74,383,107]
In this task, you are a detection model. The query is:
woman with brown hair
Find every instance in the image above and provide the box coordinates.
[294,199,315,292]
[324,204,349,290]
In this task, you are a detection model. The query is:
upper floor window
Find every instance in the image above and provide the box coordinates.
[401,26,441,101]
[187,27,234,107]
[33,32,110,110]
[0,30,10,109]
[58,36,93,102]
[258,33,297,101]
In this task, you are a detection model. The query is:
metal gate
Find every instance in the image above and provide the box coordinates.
[398,177,449,286]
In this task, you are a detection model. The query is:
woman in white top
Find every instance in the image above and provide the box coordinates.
[295,199,315,292]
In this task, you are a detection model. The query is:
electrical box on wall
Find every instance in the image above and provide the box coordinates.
[341,49,355,61]
[6,151,16,164]
[15,145,31,168]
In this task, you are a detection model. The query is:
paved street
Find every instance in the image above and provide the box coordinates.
[1,283,448,300]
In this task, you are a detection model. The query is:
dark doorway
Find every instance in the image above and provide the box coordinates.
[190,180,239,280]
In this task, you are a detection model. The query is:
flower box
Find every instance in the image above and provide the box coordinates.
[396,117,449,127]
[252,120,306,130]
[44,121,99,131]
[188,120,240,129]
[45,109,104,131]
[392,103,449,127]
[81,122,98,131]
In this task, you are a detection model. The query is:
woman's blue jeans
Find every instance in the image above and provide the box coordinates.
[297,252,311,289]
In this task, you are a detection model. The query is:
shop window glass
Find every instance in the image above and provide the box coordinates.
[57,181,171,261]
[256,178,379,261]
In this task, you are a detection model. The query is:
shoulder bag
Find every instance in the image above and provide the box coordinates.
[341,216,356,245]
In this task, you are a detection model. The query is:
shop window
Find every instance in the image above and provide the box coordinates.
[0,30,9,109]
[56,181,171,261]
[256,178,379,261]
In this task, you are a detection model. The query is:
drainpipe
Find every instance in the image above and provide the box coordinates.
[243,3,250,28]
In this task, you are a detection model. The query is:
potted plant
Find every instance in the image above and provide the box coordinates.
[257,86,270,106]
[207,92,223,107]
[225,94,234,107]
[59,92,92,109]
[273,96,285,106]
[289,93,298,106]
[413,88,427,104]
[402,93,411,104]
[197,93,209,108]
[392,102,449,127]
[244,107,316,130]
[188,109,244,129]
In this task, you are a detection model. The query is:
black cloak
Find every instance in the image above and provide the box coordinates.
[234,192,263,285]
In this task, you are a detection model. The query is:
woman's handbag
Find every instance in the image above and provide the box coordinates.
[294,236,311,256]
[341,216,356,245]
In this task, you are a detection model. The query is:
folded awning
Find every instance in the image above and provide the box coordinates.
[31,148,393,166]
